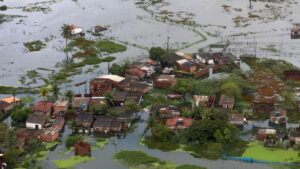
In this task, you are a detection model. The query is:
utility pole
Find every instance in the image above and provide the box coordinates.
[166,36,170,53]
[249,0,252,8]
[254,36,257,58]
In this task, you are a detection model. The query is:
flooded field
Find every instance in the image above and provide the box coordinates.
[1,0,300,168]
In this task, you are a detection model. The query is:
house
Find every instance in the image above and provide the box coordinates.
[127,67,147,79]
[150,105,181,118]
[52,117,65,130]
[119,78,150,93]
[70,25,84,36]
[117,112,134,128]
[113,91,128,106]
[284,70,300,80]
[167,91,182,99]
[169,52,185,65]
[213,53,235,64]
[39,128,60,142]
[90,75,126,96]
[289,128,300,144]
[269,109,287,124]
[195,53,214,65]
[32,101,54,116]
[291,28,300,39]
[110,119,123,132]
[153,75,178,89]
[253,102,274,113]
[176,59,197,72]
[257,128,276,141]
[26,113,47,130]
[74,141,91,156]
[0,96,21,114]
[93,116,114,133]
[162,67,173,74]
[165,117,193,131]
[89,97,105,108]
[194,95,216,108]
[125,92,142,105]
[71,97,90,112]
[94,25,107,33]
[76,112,94,128]
[16,128,40,141]
[219,95,235,110]
[53,100,69,115]
[228,113,244,126]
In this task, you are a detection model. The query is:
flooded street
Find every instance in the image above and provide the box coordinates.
[1,0,300,168]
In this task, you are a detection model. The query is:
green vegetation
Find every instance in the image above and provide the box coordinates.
[95,40,127,53]
[114,151,207,169]
[66,135,82,148]
[149,47,170,66]
[53,155,95,168]
[109,60,130,76]
[23,40,46,52]
[0,85,37,94]
[242,141,300,163]
[11,107,33,123]
[261,44,279,53]
[95,138,110,148]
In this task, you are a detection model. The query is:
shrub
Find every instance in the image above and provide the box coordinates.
[66,135,82,148]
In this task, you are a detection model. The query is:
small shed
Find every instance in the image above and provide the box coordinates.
[228,113,244,126]
[194,95,216,108]
[153,75,178,89]
[257,129,276,141]
[74,141,91,156]
[219,95,235,110]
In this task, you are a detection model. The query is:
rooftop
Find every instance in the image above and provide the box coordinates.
[32,101,54,113]
[26,113,46,124]
[53,100,69,107]
[99,75,125,83]
[165,117,193,127]
[1,96,20,104]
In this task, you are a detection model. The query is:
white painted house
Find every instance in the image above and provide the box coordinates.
[26,113,46,130]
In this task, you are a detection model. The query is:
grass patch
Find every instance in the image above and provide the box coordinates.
[143,137,180,152]
[242,141,300,163]
[176,164,207,169]
[183,142,224,160]
[96,138,110,148]
[95,40,127,53]
[37,150,49,161]
[24,40,46,52]
[42,141,60,149]
[53,155,95,168]
[0,85,37,94]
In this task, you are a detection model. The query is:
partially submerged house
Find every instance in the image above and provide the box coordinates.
[127,67,147,79]
[150,105,181,118]
[165,117,193,131]
[76,112,94,129]
[112,91,142,106]
[39,128,60,142]
[53,100,69,115]
[153,75,178,89]
[16,128,40,141]
[219,95,235,110]
[70,25,84,36]
[117,112,134,128]
[194,95,215,108]
[71,97,90,112]
[32,101,54,116]
[257,128,276,141]
[291,28,300,39]
[119,78,150,93]
[284,70,300,80]
[90,75,126,96]
[74,141,91,156]
[52,117,65,130]
[93,116,123,133]
[228,113,244,126]
[0,96,21,114]
[269,109,287,124]
[26,112,47,130]
[94,25,107,33]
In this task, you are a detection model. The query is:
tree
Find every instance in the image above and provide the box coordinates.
[24,138,40,153]
[124,99,141,113]
[51,84,61,100]
[66,135,82,148]
[4,149,21,169]
[218,81,242,100]
[191,104,205,120]
[109,61,130,76]
[65,90,74,105]
[281,91,297,110]
[39,87,50,101]
[149,47,170,65]
[11,107,33,123]
[104,91,114,107]
[4,129,20,149]
[214,130,224,143]
[171,79,192,100]
[68,119,82,133]
[151,123,173,142]
[201,108,212,120]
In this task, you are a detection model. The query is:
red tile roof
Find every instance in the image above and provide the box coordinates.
[127,67,147,79]
[32,101,54,113]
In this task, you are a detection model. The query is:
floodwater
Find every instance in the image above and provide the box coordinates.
[1,0,300,168]
[40,113,273,169]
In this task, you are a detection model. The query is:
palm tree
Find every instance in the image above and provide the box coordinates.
[39,87,50,101]
[60,24,72,64]
[52,84,60,101]
[65,90,74,105]
[201,109,212,120]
